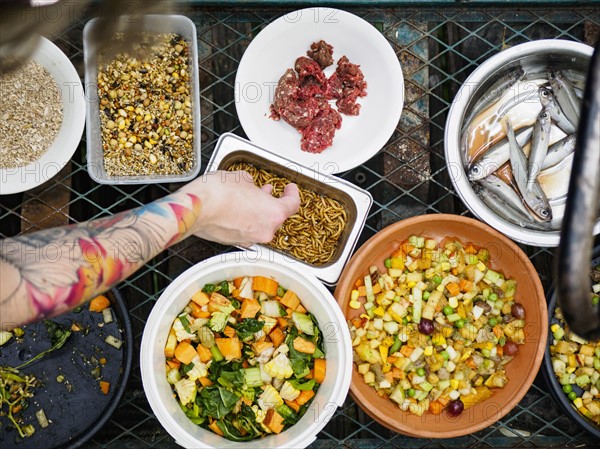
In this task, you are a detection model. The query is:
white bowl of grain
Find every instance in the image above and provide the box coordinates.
[0,36,85,195]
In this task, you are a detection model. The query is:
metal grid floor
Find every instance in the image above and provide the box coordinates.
[1,3,600,448]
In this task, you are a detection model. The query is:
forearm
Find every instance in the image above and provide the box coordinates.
[0,190,200,330]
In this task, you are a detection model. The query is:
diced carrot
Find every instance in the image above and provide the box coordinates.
[295,304,307,314]
[166,359,181,370]
[387,356,397,364]
[99,380,110,395]
[391,248,405,259]
[199,377,213,386]
[446,282,460,297]
[190,290,209,306]
[355,278,364,288]
[208,420,224,436]
[196,344,212,363]
[252,341,274,354]
[174,341,197,365]
[465,244,478,255]
[492,324,504,339]
[401,242,414,253]
[253,276,279,296]
[400,345,414,358]
[451,267,459,276]
[459,279,473,293]
[280,290,300,310]
[372,283,381,294]
[89,295,111,312]
[496,344,504,357]
[240,298,261,319]
[270,327,285,348]
[384,371,394,384]
[313,358,326,384]
[215,337,242,360]
[224,325,237,338]
[304,370,314,379]
[391,367,404,379]
[351,317,364,328]
[466,357,478,369]
[276,317,288,329]
[189,301,207,319]
[285,400,301,413]
[242,359,249,369]
[293,336,316,354]
[264,409,285,434]
[358,285,367,296]
[233,277,245,288]
[429,400,444,414]
[296,389,315,406]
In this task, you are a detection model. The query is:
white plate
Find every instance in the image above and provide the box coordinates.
[235,7,404,174]
[0,36,85,195]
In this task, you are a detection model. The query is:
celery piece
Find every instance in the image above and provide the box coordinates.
[575,374,591,388]
[210,345,224,362]
[364,275,375,302]
[419,380,433,392]
[484,269,502,284]
[412,287,423,324]
[243,367,264,388]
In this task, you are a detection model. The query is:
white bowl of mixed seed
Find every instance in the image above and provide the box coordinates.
[0,36,85,195]
[83,15,201,184]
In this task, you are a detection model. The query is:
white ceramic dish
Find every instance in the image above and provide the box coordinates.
[141,251,353,449]
[83,15,201,184]
[0,36,85,195]
[235,7,404,174]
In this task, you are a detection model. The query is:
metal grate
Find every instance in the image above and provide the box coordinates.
[1,3,600,448]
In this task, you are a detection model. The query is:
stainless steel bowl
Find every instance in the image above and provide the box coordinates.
[445,39,598,246]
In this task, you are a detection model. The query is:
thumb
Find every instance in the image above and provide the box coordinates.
[261,184,273,195]
[277,183,301,216]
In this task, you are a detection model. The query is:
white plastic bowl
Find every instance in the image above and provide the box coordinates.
[140,251,352,449]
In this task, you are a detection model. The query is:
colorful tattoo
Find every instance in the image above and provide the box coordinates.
[0,193,200,326]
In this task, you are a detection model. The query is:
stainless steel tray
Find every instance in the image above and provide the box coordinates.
[206,132,372,285]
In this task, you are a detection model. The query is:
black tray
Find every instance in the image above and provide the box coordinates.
[0,289,133,448]
[542,246,600,438]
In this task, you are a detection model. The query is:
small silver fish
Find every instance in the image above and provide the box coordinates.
[549,68,581,125]
[539,85,577,134]
[468,127,533,181]
[504,117,553,222]
[463,66,524,130]
[541,134,576,170]
[497,87,540,118]
[476,175,535,224]
[527,107,552,185]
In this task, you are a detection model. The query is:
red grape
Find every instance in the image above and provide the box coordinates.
[418,318,434,335]
[504,341,519,356]
[511,303,526,319]
[446,399,464,416]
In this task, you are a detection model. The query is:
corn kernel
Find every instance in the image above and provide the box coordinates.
[432,333,446,346]
[551,323,561,333]
[351,290,360,301]
[476,261,487,272]
[448,297,459,308]
[424,346,433,356]
[349,300,361,310]
[450,379,459,389]
[573,397,583,409]
[373,306,385,317]
[407,281,416,288]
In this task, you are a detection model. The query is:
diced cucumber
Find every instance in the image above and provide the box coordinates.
[412,287,423,324]
[389,384,405,404]
[364,275,375,302]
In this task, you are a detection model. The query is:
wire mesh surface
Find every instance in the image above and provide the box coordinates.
[1,3,600,448]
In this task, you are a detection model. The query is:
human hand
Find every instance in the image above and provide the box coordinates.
[180,170,300,246]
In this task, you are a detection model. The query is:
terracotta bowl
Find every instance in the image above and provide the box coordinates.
[334,214,548,438]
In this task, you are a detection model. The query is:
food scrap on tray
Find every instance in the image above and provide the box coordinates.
[269,40,367,154]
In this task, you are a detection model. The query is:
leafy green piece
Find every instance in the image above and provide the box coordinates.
[235,318,264,342]
[181,402,204,425]
[202,283,216,294]
[16,321,72,370]
[286,327,311,378]
[218,370,245,390]
[218,281,230,296]
[276,403,299,425]
[181,362,195,376]
[196,386,238,419]
[216,405,262,441]
[289,379,316,391]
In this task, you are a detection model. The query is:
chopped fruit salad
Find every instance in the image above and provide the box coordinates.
[348,235,527,417]
[165,276,325,441]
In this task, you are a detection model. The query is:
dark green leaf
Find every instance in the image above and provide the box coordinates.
[202,283,216,294]
[235,318,264,341]
[218,386,240,409]
[218,281,230,296]
[289,379,316,391]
